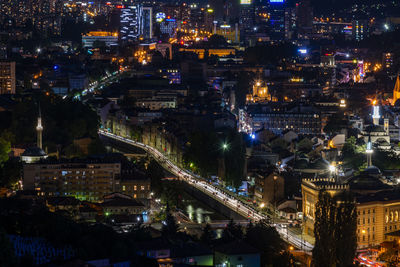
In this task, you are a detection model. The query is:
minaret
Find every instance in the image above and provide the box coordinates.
[372,102,380,126]
[36,106,43,149]
[366,135,373,167]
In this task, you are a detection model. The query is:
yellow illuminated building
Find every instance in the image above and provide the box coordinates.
[85,31,118,37]
[179,48,235,59]
[302,177,400,248]
[82,31,118,48]
[246,81,271,103]
[393,75,400,105]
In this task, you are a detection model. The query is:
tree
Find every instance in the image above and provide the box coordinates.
[0,158,22,188]
[221,219,243,242]
[162,207,179,238]
[312,191,337,267]
[88,138,106,155]
[324,113,348,136]
[342,136,357,157]
[0,137,10,167]
[224,131,246,188]
[146,159,165,195]
[312,191,357,267]
[200,223,214,245]
[207,34,227,47]
[335,195,357,267]
[297,138,313,153]
[245,221,291,266]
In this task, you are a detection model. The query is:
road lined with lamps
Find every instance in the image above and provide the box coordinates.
[99,129,314,251]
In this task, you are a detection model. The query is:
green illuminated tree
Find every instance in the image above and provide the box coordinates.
[0,137,10,167]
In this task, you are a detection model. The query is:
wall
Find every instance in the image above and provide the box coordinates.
[182,182,245,220]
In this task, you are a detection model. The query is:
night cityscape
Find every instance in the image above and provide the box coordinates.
[0,0,400,266]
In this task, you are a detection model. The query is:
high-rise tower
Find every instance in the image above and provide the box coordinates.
[36,106,43,149]
[393,75,400,105]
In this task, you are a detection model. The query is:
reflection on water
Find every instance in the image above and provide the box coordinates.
[186,204,214,224]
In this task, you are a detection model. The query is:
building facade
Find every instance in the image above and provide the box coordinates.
[23,159,151,202]
[301,177,400,248]
[0,61,16,94]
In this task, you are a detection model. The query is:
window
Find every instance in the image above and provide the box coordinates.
[141,186,145,190]
[134,185,137,191]
[122,185,126,191]
[134,194,137,198]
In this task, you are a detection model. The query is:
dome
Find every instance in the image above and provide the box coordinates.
[364,165,382,175]
[22,147,46,157]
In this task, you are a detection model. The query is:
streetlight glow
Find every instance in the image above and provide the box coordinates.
[329,165,336,173]
[222,143,228,150]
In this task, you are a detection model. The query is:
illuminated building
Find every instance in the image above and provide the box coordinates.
[352,19,369,41]
[178,48,236,60]
[0,61,15,94]
[239,0,254,34]
[302,175,400,248]
[120,5,143,42]
[23,158,151,202]
[393,75,400,105]
[247,102,321,134]
[142,7,153,39]
[82,31,118,48]
[215,23,240,43]
[254,171,284,205]
[268,0,286,40]
[246,81,271,103]
[382,53,394,71]
[284,7,296,40]
[160,18,177,38]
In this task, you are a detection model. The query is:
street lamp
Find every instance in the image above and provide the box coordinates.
[222,143,228,150]
[259,202,265,209]
[329,164,336,173]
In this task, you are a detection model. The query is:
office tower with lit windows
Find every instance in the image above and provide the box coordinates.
[352,19,369,41]
[142,7,153,39]
[0,61,15,94]
[268,0,286,40]
[239,0,255,34]
[120,5,143,42]
[284,7,296,40]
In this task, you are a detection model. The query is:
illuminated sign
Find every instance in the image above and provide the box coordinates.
[156,12,166,22]
[240,0,252,4]
[269,0,284,2]
[298,49,307,54]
